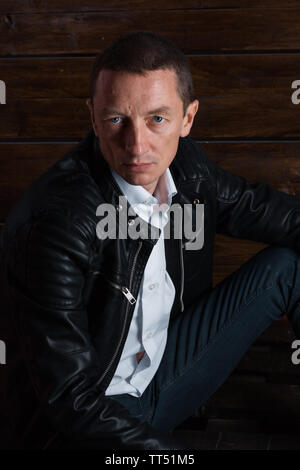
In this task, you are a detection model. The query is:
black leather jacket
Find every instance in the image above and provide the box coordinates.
[1,129,299,449]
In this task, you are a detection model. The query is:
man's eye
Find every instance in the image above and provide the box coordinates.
[152,116,165,123]
[109,117,122,124]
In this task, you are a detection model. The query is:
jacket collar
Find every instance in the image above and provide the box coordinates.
[110,167,177,208]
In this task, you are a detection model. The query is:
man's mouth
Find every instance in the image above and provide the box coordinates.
[124,162,153,171]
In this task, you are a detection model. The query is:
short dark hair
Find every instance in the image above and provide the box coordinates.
[89,32,194,114]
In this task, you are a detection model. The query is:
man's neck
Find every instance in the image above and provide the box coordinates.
[142,180,158,196]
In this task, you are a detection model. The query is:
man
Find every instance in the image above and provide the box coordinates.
[1,32,300,450]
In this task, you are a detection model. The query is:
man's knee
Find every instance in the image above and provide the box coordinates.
[255,245,299,280]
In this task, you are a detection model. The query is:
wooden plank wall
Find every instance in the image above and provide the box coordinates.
[1,1,300,436]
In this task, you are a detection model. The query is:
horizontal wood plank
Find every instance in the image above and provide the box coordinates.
[0,143,74,219]
[257,321,296,345]
[0,57,91,99]
[175,427,300,450]
[202,142,300,197]
[204,379,300,417]
[0,142,299,220]
[0,0,299,439]
[1,55,300,139]
[1,142,298,289]
[234,344,299,380]
[1,1,300,13]
[213,236,268,266]
[0,99,91,139]
[203,1,300,7]
[1,10,300,55]
[1,95,299,140]
[0,1,204,13]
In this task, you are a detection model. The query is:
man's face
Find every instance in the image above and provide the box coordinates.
[87,68,198,194]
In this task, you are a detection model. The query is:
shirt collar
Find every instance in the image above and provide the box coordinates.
[110,167,177,209]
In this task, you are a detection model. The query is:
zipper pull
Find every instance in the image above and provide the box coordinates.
[121,287,136,305]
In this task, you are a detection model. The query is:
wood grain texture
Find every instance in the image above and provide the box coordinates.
[0,141,298,290]
[1,54,300,139]
[0,0,299,441]
[201,0,299,9]
[1,9,300,56]
[203,1,300,7]
[0,1,204,13]
[255,321,296,345]
[0,142,299,220]
[202,143,300,198]
[0,99,90,139]
[204,378,300,415]
[234,344,299,380]
[1,1,300,13]
[0,143,74,219]
[213,235,269,266]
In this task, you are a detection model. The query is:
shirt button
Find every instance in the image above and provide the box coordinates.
[148,283,157,290]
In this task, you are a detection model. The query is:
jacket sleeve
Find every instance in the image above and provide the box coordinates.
[6,210,185,450]
[204,156,300,254]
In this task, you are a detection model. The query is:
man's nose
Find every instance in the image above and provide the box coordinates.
[124,122,149,156]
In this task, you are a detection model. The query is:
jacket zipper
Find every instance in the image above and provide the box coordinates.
[107,280,136,305]
[179,238,185,312]
[96,241,143,386]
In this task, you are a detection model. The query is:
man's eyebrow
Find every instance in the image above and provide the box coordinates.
[98,106,172,116]
[147,106,172,115]
[99,107,125,116]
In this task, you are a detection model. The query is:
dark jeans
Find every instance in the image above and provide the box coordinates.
[111,246,300,432]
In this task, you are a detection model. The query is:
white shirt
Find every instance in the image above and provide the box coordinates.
[105,167,177,397]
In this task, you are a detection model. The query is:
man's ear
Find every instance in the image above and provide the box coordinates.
[86,98,99,137]
[180,99,199,138]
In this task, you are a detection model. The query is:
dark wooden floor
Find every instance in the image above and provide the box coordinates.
[174,428,300,450]
[171,319,300,451]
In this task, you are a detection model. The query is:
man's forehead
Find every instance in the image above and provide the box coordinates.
[95,68,178,96]
[93,68,181,112]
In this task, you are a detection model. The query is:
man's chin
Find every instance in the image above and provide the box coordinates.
[122,172,159,192]
[124,175,154,186]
